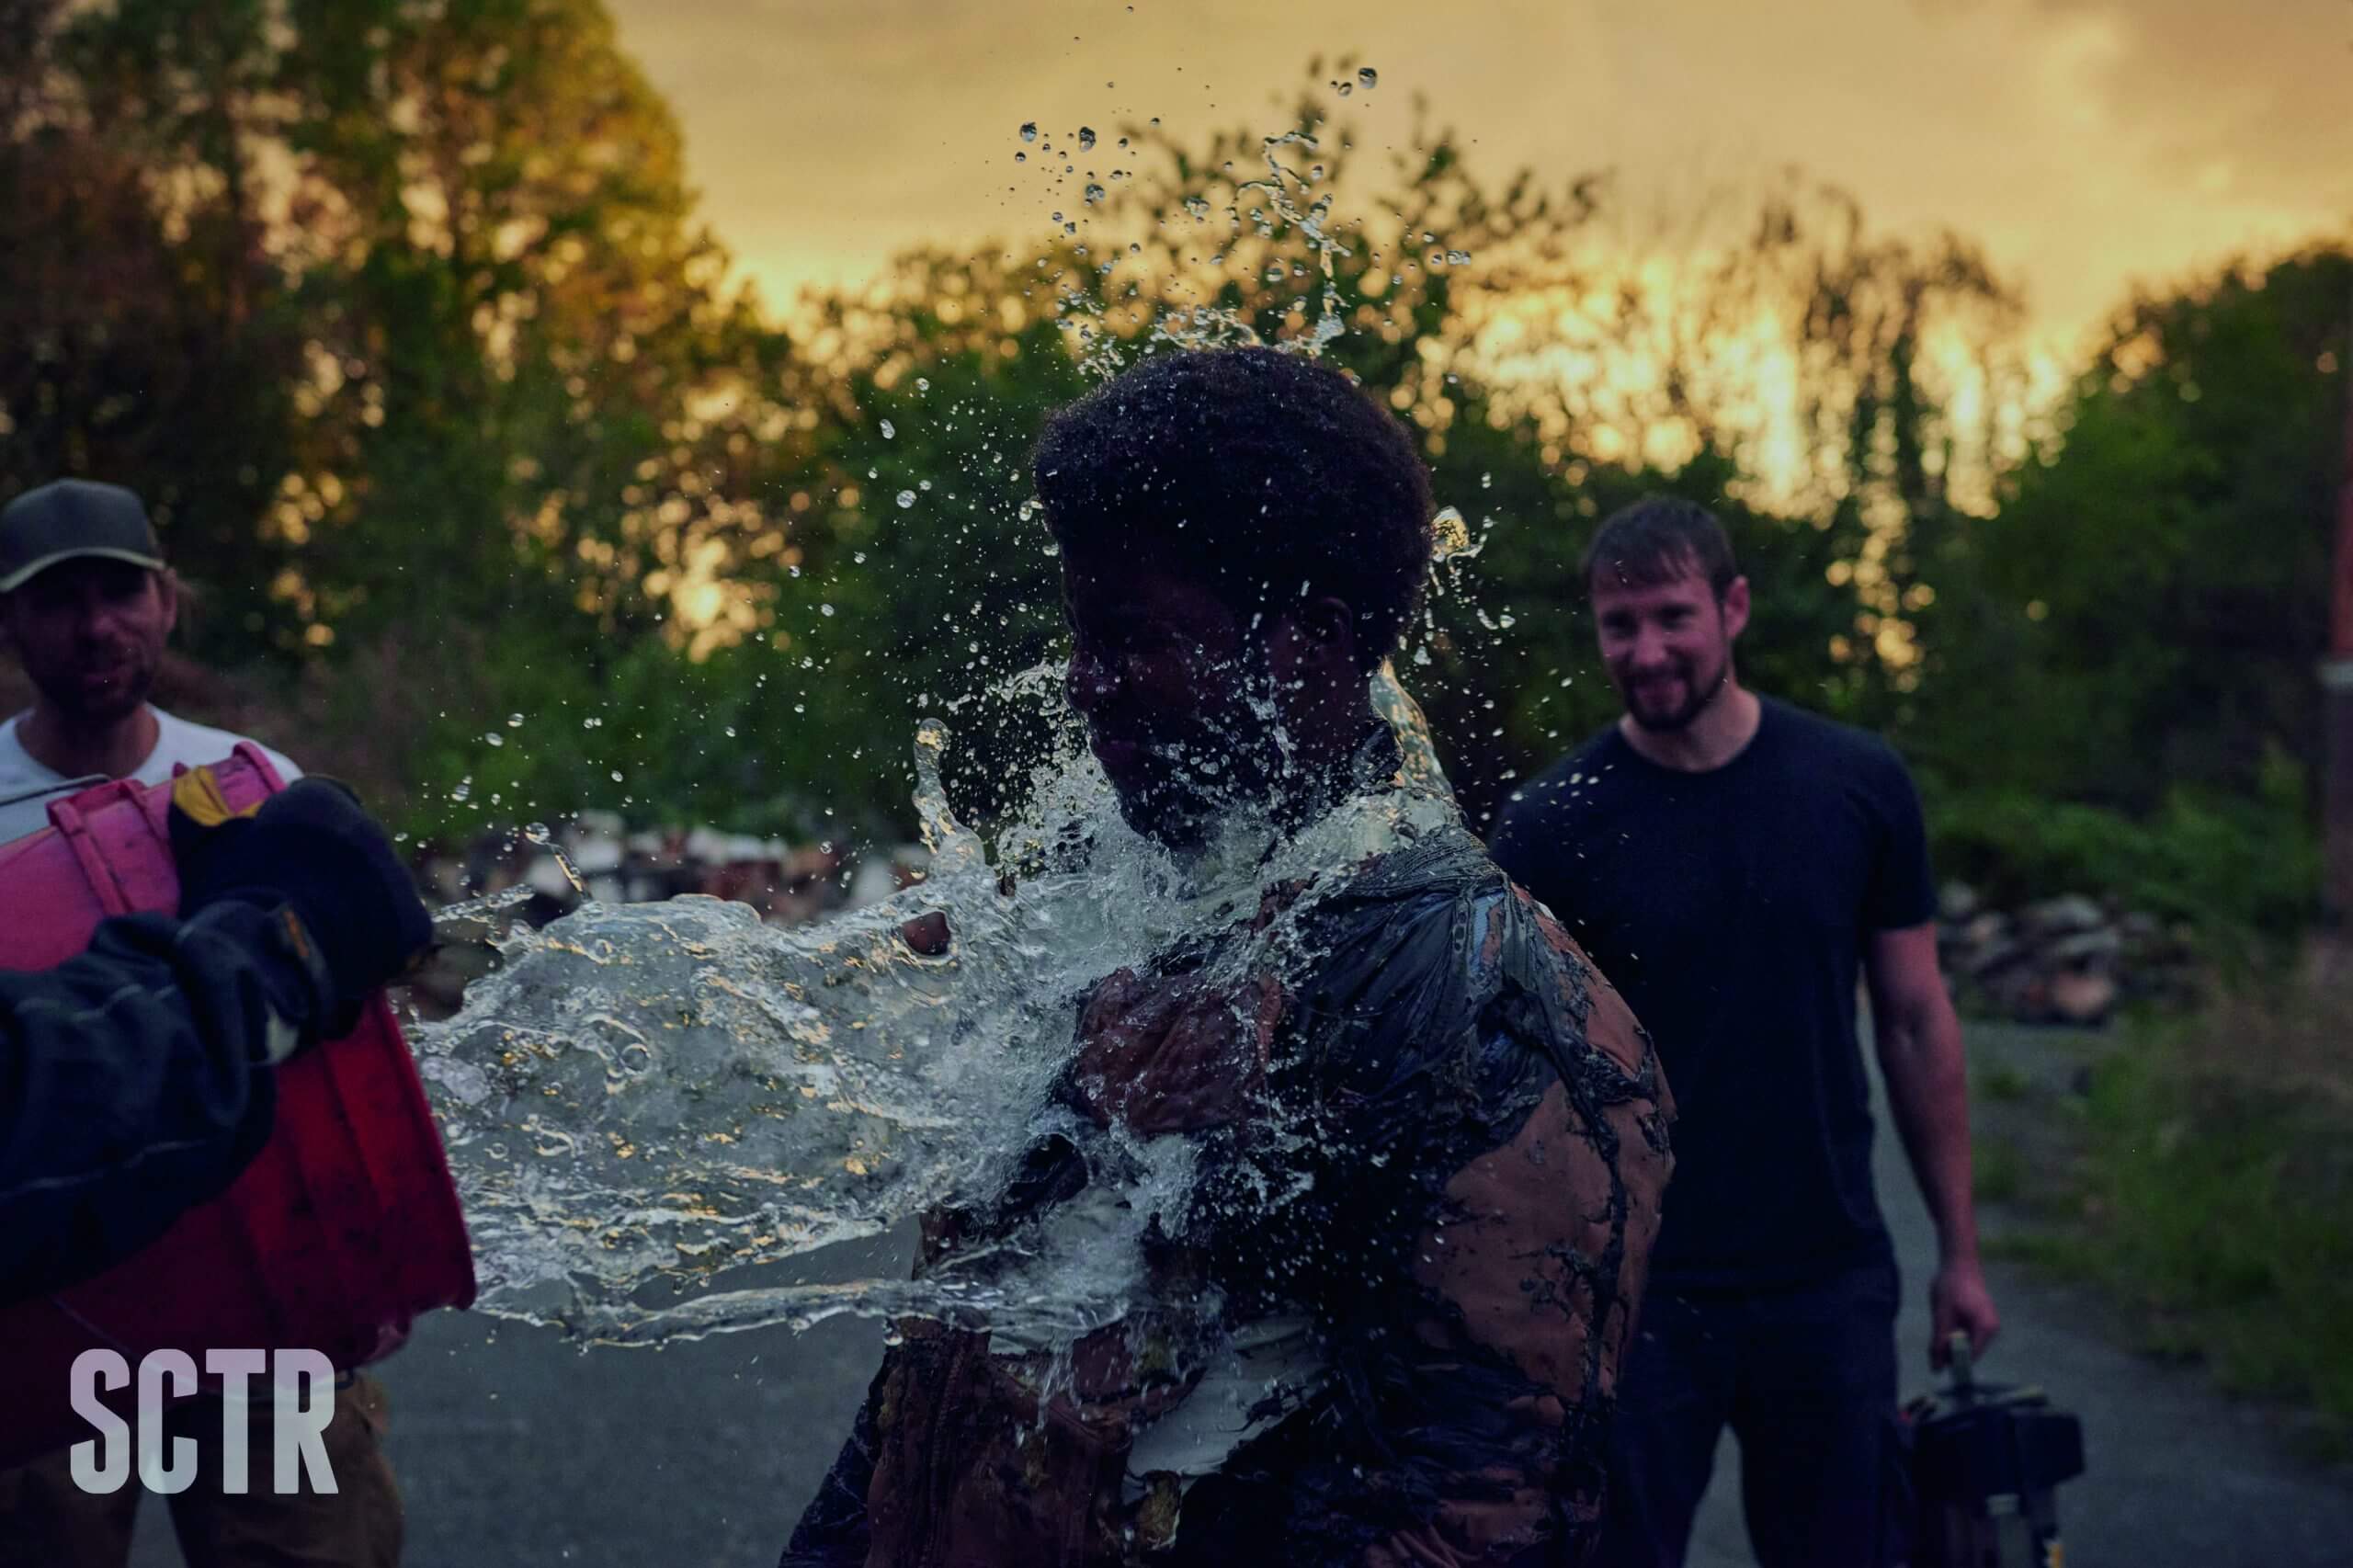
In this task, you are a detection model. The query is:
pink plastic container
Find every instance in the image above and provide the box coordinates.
[0,744,475,1466]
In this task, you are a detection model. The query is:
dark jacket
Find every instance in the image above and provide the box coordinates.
[784,809,1675,1568]
[0,903,301,1303]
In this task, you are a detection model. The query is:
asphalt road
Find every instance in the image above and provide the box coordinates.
[124,1026,2353,1567]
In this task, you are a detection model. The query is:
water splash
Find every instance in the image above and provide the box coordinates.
[1054,124,1359,378]
[415,665,1457,1346]
[1233,130,1352,353]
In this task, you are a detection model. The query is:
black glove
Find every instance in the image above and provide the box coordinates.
[170,771,434,1039]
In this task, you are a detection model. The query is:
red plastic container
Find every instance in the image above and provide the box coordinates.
[0,744,475,1467]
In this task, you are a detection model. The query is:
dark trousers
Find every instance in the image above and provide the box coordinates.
[1597,1258,1903,1568]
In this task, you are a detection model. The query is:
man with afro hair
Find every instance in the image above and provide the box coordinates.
[784,347,1673,1567]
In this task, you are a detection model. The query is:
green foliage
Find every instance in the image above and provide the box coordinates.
[1905,243,2347,946]
[1975,1061,2033,1105]
[1972,1134,2027,1204]
[0,0,2340,942]
[1922,247,2349,814]
[2065,983,2353,1449]
[1929,748,2322,941]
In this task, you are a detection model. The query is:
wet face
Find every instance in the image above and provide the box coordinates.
[1061,557,1344,849]
[1,558,176,726]
[1591,565,1747,733]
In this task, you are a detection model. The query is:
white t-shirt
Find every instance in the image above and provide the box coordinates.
[0,707,302,846]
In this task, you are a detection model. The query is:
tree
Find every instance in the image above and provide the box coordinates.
[6,25,2026,854]
[0,0,305,658]
[1928,244,2350,812]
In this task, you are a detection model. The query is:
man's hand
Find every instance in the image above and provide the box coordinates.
[170,772,432,1038]
[1068,967,1280,1135]
[1929,1255,2000,1369]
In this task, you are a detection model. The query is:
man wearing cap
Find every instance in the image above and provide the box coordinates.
[0,480,300,844]
[0,480,403,1568]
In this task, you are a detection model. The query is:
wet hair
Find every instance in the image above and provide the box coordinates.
[1580,495,1739,600]
[1033,347,1435,671]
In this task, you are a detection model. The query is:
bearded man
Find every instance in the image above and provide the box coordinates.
[0,479,404,1568]
[1489,496,1999,1568]
[0,479,301,843]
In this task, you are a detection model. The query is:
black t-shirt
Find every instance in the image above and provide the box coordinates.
[1488,696,1936,1289]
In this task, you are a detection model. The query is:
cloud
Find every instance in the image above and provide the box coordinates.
[608,0,2353,342]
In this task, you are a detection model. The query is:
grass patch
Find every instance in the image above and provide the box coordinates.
[1976,1060,2035,1105]
[2050,971,2353,1455]
[1973,1134,2028,1205]
[1984,1228,2088,1277]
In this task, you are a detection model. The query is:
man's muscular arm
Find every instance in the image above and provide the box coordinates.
[1867,921,1999,1368]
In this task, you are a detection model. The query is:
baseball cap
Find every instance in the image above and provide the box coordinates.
[0,480,166,594]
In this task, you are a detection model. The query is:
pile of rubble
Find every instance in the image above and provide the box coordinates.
[415,812,929,926]
[1937,885,2201,1026]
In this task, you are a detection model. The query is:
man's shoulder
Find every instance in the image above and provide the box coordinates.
[0,715,56,794]
[146,709,304,783]
[0,718,65,843]
[1310,826,1624,1016]
[0,714,36,776]
[1308,828,1511,983]
[1300,831,1579,1062]
[1761,697,1910,783]
[1326,824,1509,917]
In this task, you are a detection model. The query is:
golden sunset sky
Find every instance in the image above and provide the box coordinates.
[607,0,2352,358]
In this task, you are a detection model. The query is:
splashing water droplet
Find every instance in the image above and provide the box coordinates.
[820,603,836,617]
[880,419,896,439]
[1085,182,1106,204]
[1358,66,1378,89]
[897,490,916,509]
[1077,126,1097,150]
[506,712,525,728]
[1430,506,1472,563]
[1018,121,1038,142]
[483,732,506,748]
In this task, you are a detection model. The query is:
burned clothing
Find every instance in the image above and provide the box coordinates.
[783,813,1673,1567]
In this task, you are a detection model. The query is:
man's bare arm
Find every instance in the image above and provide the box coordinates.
[1867,921,1999,1366]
